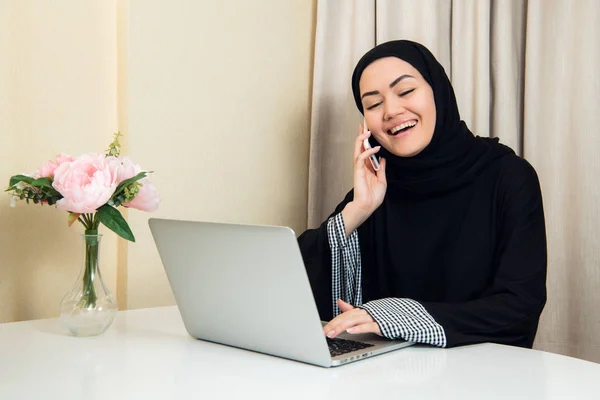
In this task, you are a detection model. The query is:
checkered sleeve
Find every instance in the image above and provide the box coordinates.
[327,214,446,347]
[360,298,447,347]
[327,213,362,317]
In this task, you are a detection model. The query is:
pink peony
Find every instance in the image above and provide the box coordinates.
[113,156,142,183]
[35,154,75,179]
[53,153,120,213]
[114,157,160,212]
[123,178,160,212]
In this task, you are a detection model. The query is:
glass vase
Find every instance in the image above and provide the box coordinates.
[60,233,118,336]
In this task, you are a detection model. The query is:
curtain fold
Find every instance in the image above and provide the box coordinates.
[308,0,376,228]
[489,0,527,153]
[450,0,491,137]
[376,0,452,70]
[523,0,600,362]
[308,0,600,362]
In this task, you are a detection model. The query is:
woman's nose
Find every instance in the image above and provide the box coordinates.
[383,98,405,121]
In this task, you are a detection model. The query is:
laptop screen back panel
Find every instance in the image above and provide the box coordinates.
[149,218,332,367]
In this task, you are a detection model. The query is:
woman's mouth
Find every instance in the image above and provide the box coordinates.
[388,120,417,136]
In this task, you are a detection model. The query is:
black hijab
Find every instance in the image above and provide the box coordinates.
[350,40,518,306]
[351,40,512,196]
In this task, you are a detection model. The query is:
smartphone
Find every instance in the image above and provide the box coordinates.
[363,119,381,171]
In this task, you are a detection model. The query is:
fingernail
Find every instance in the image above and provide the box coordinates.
[327,330,335,338]
[375,146,381,150]
[346,328,355,333]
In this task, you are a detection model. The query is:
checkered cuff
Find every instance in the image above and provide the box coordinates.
[327,213,362,316]
[360,298,447,347]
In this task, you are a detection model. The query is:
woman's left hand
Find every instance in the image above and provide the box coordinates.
[323,299,382,338]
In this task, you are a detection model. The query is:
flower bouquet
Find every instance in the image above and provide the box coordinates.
[6,133,160,336]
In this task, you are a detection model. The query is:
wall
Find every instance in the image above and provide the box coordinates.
[0,0,118,322]
[0,0,316,321]
[122,0,315,308]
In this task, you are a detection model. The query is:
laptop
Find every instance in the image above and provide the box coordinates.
[148,218,414,367]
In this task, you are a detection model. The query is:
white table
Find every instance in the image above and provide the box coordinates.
[1,306,599,399]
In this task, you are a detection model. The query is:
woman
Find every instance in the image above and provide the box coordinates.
[298,40,547,348]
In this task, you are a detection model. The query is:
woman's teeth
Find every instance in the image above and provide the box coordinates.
[389,121,417,135]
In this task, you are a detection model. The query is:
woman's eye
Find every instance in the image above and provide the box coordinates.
[399,89,415,97]
[366,102,381,110]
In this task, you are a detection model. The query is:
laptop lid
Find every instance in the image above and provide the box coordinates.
[149,218,333,367]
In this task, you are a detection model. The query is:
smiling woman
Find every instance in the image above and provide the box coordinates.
[359,59,436,157]
[298,40,547,349]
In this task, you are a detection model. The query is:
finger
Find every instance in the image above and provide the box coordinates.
[376,157,387,185]
[346,321,382,336]
[323,300,355,336]
[354,125,370,162]
[323,316,346,337]
[337,299,354,312]
[323,309,374,338]
[356,147,381,177]
[356,146,381,169]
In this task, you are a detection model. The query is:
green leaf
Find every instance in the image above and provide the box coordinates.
[9,175,34,187]
[40,186,61,198]
[113,172,147,197]
[97,204,135,242]
[111,193,127,207]
[31,177,53,189]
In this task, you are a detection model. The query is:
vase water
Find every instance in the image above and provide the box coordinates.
[59,232,118,336]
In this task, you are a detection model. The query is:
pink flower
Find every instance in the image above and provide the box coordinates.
[35,154,75,179]
[52,153,120,213]
[113,156,142,183]
[123,178,160,212]
[114,157,160,212]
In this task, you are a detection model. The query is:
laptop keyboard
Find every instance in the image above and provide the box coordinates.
[326,337,374,357]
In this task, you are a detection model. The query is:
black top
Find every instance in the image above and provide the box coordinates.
[298,153,547,348]
[298,40,547,348]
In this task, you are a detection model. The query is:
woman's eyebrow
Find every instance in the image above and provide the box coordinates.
[361,90,380,99]
[361,74,416,99]
[389,74,415,88]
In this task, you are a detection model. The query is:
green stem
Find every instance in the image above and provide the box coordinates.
[84,213,92,227]
[81,234,99,308]
[75,212,101,308]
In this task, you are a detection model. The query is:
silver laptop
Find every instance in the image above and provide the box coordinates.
[149,218,414,367]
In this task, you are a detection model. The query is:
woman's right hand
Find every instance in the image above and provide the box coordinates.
[341,124,387,236]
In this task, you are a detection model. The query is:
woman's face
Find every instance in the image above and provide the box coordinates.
[359,57,436,157]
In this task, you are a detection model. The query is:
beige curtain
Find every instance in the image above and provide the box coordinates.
[308,0,600,363]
